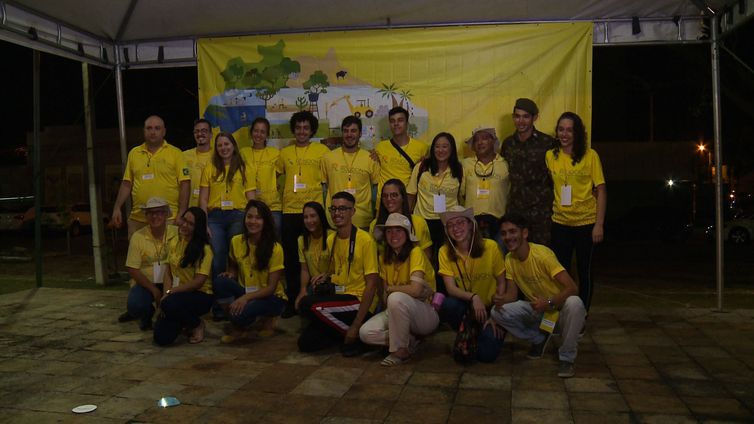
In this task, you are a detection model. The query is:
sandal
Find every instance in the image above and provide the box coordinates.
[380,354,410,367]
[189,319,205,344]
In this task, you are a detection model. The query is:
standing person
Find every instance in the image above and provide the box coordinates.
[437,206,507,363]
[184,119,214,208]
[373,106,429,191]
[294,202,332,311]
[493,213,586,378]
[321,116,380,229]
[199,132,256,279]
[360,213,438,366]
[111,115,190,239]
[546,112,606,312]
[297,192,380,357]
[124,197,179,331]
[241,117,283,237]
[153,207,214,346]
[501,98,557,245]
[276,111,329,318]
[462,127,510,240]
[370,179,432,261]
[213,200,286,342]
[407,132,463,291]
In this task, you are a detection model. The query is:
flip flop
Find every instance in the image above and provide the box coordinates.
[380,354,410,367]
[189,319,205,344]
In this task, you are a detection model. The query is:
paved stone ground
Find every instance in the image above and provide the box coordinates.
[0,288,753,423]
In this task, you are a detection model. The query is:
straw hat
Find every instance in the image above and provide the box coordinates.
[140,197,171,214]
[465,126,500,152]
[439,205,474,226]
[374,213,418,242]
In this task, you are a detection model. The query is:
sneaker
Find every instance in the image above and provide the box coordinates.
[558,361,575,378]
[281,304,297,319]
[118,311,136,323]
[138,317,153,331]
[526,335,551,359]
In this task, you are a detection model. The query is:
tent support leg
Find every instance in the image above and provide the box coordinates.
[711,14,725,312]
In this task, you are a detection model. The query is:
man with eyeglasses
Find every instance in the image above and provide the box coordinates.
[462,127,510,240]
[321,116,380,230]
[184,119,214,208]
[297,191,380,357]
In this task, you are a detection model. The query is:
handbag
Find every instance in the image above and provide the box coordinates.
[451,262,480,364]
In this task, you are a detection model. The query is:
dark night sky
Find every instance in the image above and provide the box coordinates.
[1,19,752,171]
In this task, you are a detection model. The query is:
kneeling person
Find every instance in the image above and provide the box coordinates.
[492,213,586,378]
[298,191,380,356]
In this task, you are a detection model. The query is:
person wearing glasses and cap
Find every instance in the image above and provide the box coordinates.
[297,191,380,357]
[124,197,179,331]
[462,127,510,240]
[360,213,438,366]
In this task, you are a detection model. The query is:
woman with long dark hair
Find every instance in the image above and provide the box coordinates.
[241,117,283,236]
[153,207,214,345]
[360,213,438,366]
[294,201,332,310]
[370,179,432,260]
[213,200,286,342]
[199,132,256,279]
[546,112,606,312]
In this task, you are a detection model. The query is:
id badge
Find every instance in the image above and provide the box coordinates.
[192,188,200,196]
[221,200,234,209]
[560,185,572,206]
[172,275,180,288]
[433,193,446,213]
[293,174,306,193]
[245,286,259,294]
[153,263,165,284]
[539,310,560,333]
[477,179,491,199]
[335,285,346,294]
[142,173,155,181]
[345,180,356,195]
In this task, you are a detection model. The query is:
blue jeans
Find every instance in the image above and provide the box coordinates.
[153,291,213,346]
[127,283,163,325]
[551,222,595,311]
[213,275,286,327]
[208,209,245,279]
[440,296,504,363]
[271,211,283,241]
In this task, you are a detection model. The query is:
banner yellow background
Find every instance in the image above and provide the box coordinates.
[198,23,592,154]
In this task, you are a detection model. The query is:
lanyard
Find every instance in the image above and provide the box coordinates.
[294,143,311,175]
[341,149,359,181]
[151,230,168,265]
[474,159,494,179]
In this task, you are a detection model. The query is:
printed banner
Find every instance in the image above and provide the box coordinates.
[198,23,592,154]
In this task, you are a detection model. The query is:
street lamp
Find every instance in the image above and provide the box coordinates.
[696,142,712,179]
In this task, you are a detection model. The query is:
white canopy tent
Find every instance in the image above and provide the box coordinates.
[2,0,751,309]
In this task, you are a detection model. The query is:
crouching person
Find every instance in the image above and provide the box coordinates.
[298,192,380,357]
[154,207,213,345]
[360,213,439,366]
[214,200,286,342]
[492,213,586,378]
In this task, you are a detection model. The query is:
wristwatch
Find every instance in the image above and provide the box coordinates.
[547,298,555,310]
[165,289,172,295]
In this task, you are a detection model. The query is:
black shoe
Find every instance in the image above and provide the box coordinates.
[526,335,551,359]
[118,311,136,323]
[139,317,153,331]
[281,305,297,319]
[340,341,365,357]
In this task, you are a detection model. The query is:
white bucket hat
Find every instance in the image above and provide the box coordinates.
[374,213,418,242]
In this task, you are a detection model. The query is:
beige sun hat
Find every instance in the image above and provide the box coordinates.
[465,126,500,152]
[439,205,474,226]
[140,196,171,214]
[374,213,418,242]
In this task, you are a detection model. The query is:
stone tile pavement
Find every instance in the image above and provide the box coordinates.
[0,288,753,423]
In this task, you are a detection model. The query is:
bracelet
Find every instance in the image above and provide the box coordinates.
[470,293,477,302]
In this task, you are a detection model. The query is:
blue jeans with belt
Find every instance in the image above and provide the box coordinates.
[213,276,286,328]
[208,209,244,279]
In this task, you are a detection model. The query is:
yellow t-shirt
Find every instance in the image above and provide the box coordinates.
[183,148,213,207]
[125,225,179,285]
[297,234,332,278]
[462,155,510,218]
[241,146,282,212]
[374,138,429,190]
[276,142,331,214]
[229,235,287,300]
[380,245,436,291]
[123,142,190,222]
[321,148,380,228]
[200,164,256,211]
[407,164,461,220]
[369,214,433,254]
[438,239,505,307]
[505,243,565,302]
[167,237,213,294]
[546,148,606,226]
[325,228,379,300]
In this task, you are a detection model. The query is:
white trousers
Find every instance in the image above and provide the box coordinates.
[359,291,439,352]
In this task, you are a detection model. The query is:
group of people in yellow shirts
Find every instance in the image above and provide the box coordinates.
[113,98,606,378]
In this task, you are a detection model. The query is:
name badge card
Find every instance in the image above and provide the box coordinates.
[221,200,234,208]
[539,310,560,333]
[335,285,346,294]
[560,185,572,206]
[142,173,155,181]
[433,194,446,213]
[477,180,491,199]
[345,180,356,195]
[293,174,306,193]
[245,286,259,294]
[172,276,180,288]
[153,264,165,284]
[192,188,200,196]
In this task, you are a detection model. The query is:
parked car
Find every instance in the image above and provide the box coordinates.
[705,212,754,244]
[22,203,109,236]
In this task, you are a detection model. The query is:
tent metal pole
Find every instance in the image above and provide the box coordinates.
[82,62,108,285]
[115,61,128,169]
[710,15,724,312]
[32,49,42,287]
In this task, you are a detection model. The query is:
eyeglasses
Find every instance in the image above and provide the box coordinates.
[329,206,353,213]
[446,220,469,230]
[381,192,401,200]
